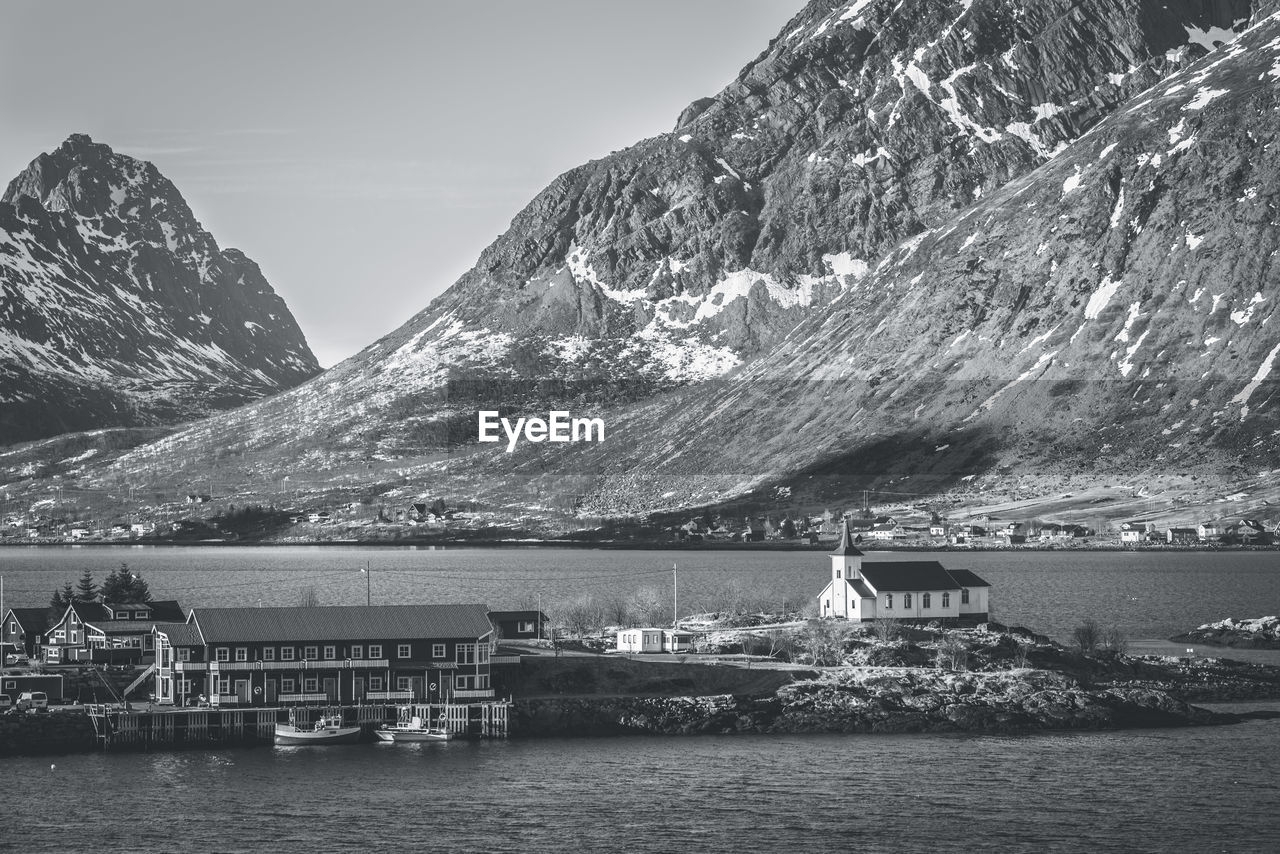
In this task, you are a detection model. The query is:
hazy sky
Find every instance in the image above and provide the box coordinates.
[1,1,800,367]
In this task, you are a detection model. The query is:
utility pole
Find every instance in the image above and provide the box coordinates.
[362,561,371,606]
[672,563,678,629]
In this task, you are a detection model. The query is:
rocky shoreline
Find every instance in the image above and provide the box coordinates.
[1171,616,1280,649]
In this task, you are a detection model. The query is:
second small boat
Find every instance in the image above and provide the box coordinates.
[375,713,455,743]
[275,713,362,746]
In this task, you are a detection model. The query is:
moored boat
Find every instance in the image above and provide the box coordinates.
[374,713,455,743]
[274,713,361,746]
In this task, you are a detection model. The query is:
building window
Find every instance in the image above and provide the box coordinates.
[903,593,912,608]
[304,677,318,693]
[368,644,382,660]
[263,647,275,661]
[235,647,248,662]
[281,647,295,661]
[479,645,489,663]
[517,621,534,634]
[961,588,970,605]
[456,643,477,664]
[942,592,950,608]
[304,646,318,661]
[177,648,190,662]
[836,569,842,579]
[324,645,336,660]
[397,676,411,691]
[455,674,471,690]
[369,676,383,691]
[884,593,893,609]
[282,678,296,693]
[432,643,445,658]
[398,644,411,659]
[178,679,191,695]
[351,645,363,660]
[215,647,229,662]
[217,677,230,694]
[922,593,931,610]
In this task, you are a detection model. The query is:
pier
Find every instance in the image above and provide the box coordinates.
[85,700,510,750]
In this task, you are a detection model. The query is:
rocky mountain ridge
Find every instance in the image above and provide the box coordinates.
[0,134,320,443]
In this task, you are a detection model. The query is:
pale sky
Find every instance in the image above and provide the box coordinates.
[1,1,800,367]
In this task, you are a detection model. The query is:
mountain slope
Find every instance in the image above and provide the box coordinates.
[87,0,1260,488]
[548,2,1280,517]
[0,134,320,443]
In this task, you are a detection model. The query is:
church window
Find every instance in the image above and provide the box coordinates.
[961,589,970,605]
[922,593,931,609]
[836,570,842,579]
[903,593,912,608]
[884,593,892,609]
[942,592,950,608]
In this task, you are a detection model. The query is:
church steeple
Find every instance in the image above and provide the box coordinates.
[829,518,864,595]
[830,518,864,558]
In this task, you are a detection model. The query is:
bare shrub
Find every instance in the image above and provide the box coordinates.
[1072,619,1101,654]
[1102,625,1128,654]
[296,586,320,608]
[935,631,969,671]
[630,587,670,626]
[799,620,844,666]
[873,617,902,642]
[1012,640,1032,669]
[557,595,605,637]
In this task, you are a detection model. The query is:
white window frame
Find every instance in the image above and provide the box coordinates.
[397,644,411,659]
[324,645,336,660]
[281,647,295,661]
[235,647,248,662]
[217,677,230,694]
[903,593,912,608]
[304,677,318,693]
[368,644,382,660]
[351,645,363,660]
[263,647,275,661]
[922,593,931,610]
[942,592,950,608]
[961,589,970,605]
[454,674,471,690]
[281,678,296,693]
[884,593,893,609]
[215,647,229,662]
[432,643,445,658]
[396,675,411,691]
[518,621,534,634]
[369,676,383,691]
[304,646,318,661]
[177,648,191,662]
[456,643,476,665]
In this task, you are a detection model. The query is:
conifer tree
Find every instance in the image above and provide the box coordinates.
[75,568,98,602]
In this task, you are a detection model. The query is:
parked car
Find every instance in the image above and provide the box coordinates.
[17,691,48,712]
[5,653,30,666]
[0,694,11,712]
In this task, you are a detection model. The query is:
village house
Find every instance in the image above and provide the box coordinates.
[41,599,187,663]
[1197,522,1222,540]
[1166,527,1198,545]
[1119,522,1146,544]
[2,607,51,659]
[817,521,991,623]
[488,610,548,640]
[153,603,495,708]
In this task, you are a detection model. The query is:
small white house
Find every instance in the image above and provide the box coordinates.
[616,628,695,654]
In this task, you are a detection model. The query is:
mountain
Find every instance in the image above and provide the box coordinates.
[0,134,320,443]
[27,0,1280,533]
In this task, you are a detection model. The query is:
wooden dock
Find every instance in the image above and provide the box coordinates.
[85,700,510,750]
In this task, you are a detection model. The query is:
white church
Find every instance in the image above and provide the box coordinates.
[817,520,991,622]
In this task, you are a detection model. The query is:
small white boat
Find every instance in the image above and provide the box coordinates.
[274,713,361,746]
[374,714,455,743]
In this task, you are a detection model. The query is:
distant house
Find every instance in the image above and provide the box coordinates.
[818,521,991,622]
[1119,522,1145,544]
[1166,528,1198,545]
[929,523,947,537]
[307,511,331,524]
[488,610,548,640]
[69,527,90,541]
[186,494,211,504]
[1197,522,1222,540]
[616,628,695,654]
[869,522,904,541]
[130,522,153,536]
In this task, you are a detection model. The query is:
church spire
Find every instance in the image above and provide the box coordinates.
[830,517,864,556]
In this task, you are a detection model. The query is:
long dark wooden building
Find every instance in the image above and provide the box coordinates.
[153,604,495,708]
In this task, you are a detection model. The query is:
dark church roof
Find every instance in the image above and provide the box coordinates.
[829,519,864,557]
[946,569,991,588]
[859,562,960,592]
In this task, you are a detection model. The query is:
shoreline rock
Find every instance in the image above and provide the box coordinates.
[1171,616,1280,649]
